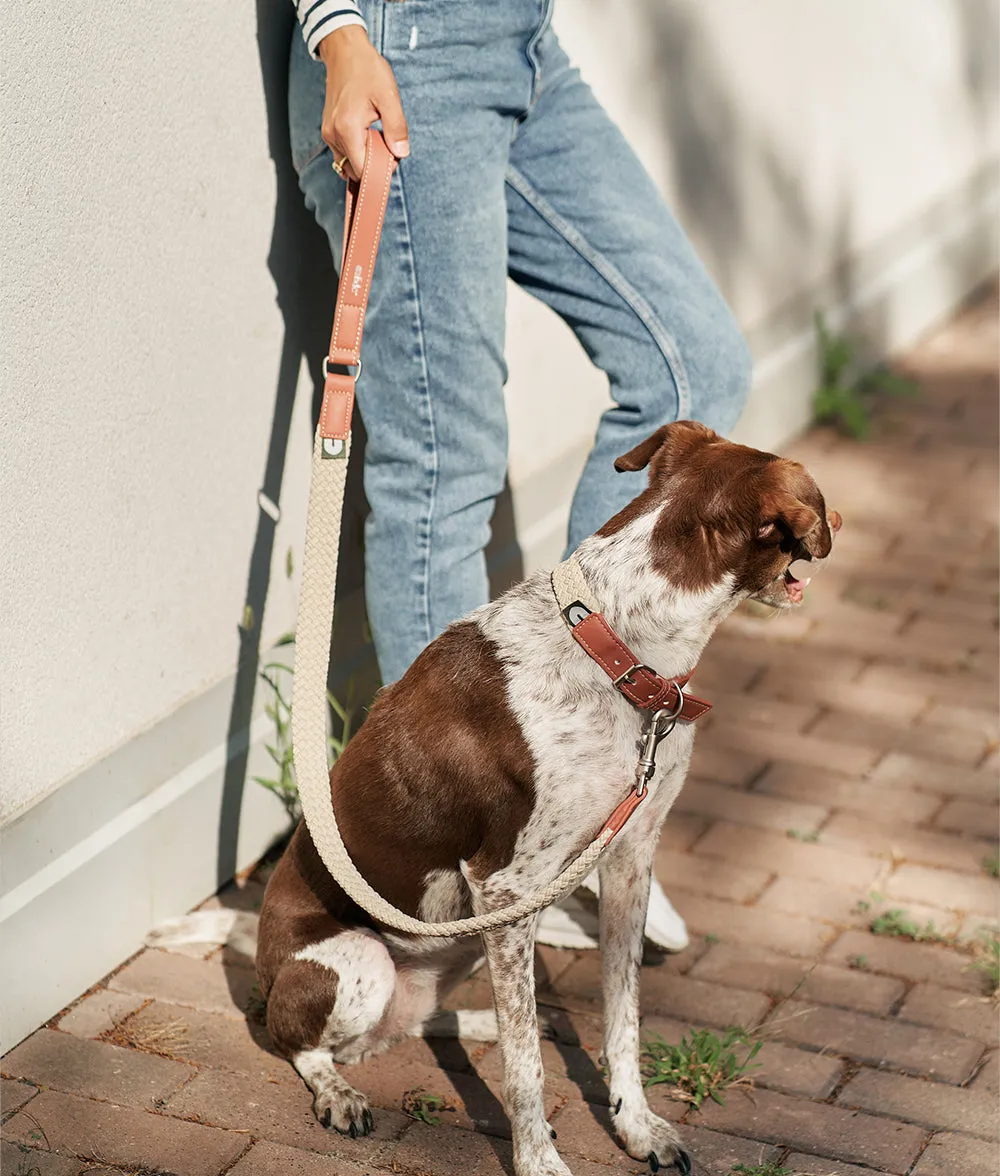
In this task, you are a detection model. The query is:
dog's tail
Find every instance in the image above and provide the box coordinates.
[145,909,259,959]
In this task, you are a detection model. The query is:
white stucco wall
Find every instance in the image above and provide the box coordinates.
[2,1,998,820]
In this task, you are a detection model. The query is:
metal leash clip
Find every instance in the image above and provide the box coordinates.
[633,681,686,796]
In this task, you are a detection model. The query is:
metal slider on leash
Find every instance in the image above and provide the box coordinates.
[633,682,686,796]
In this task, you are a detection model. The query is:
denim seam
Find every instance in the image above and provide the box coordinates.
[393,164,438,648]
[504,164,692,419]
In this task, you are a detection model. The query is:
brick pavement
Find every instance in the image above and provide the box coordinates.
[3,290,998,1175]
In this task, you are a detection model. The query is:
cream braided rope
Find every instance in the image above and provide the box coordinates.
[290,427,614,936]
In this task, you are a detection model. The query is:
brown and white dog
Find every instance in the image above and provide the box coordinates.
[156,422,839,1176]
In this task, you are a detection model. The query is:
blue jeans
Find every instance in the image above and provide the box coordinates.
[289,0,750,685]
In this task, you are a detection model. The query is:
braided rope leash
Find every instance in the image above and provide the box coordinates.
[291,131,627,937]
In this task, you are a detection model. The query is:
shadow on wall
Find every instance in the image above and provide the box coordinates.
[216,4,524,887]
[634,0,998,354]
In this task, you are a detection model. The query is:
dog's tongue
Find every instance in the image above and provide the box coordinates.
[785,559,813,603]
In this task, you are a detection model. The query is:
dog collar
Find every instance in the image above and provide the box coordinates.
[550,556,712,723]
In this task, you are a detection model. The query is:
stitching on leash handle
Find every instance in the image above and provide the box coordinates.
[292,131,622,937]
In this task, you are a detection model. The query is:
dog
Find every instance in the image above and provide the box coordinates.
[152,421,839,1176]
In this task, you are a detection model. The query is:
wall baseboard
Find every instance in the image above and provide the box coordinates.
[3,162,996,1054]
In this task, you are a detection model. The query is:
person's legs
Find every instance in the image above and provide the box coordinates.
[505,31,752,552]
[289,4,544,684]
[505,30,750,952]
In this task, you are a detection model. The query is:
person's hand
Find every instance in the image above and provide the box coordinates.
[318,26,409,181]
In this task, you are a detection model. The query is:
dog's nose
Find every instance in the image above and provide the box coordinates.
[828,510,843,533]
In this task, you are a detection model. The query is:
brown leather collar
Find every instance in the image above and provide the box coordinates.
[551,566,712,722]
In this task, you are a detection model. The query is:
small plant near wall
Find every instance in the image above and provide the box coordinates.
[812,311,918,438]
[253,632,357,823]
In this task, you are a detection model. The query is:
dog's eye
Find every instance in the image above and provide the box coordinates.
[756,522,778,541]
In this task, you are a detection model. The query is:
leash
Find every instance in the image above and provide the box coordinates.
[291,130,710,938]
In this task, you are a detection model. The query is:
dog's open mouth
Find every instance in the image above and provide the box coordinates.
[782,565,811,604]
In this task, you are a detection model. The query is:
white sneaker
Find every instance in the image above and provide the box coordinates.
[535,872,689,953]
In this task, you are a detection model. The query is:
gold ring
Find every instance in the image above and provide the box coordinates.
[332,154,349,177]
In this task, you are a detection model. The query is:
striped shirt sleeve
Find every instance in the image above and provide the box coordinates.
[296,0,367,59]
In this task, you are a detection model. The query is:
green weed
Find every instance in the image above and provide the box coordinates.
[731,1162,793,1176]
[983,852,999,879]
[641,1027,762,1109]
[971,928,1000,995]
[253,633,358,823]
[402,1089,451,1125]
[813,311,918,438]
[786,828,819,843]
[869,909,949,943]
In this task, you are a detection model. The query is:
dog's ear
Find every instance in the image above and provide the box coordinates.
[614,420,717,474]
[757,490,820,542]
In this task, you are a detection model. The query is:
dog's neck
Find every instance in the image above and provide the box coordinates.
[573,508,742,680]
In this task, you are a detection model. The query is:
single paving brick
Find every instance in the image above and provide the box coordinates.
[785,1153,884,1175]
[55,990,147,1039]
[933,797,1000,838]
[753,667,928,723]
[0,1142,84,1176]
[1,1080,36,1120]
[669,891,835,958]
[690,942,905,1015]
[753,762,941,823]
[696,690,819,733]
[119,1000,293,1082]
[108,949,257,1019]
[753,1040,842,1098]
[971,1048,999,1095]
[810,709,988,766]
[652,845,772,904]
[1,1030,195,1110]
[694,821,883,888]
[869,751,998,801]
[911,1131,1000,1176]
[709,722,881,777]
[659,811,710,854]
[226,1139,377,1175]
[548,1099,636,1167]
[838,1067,998,1138]
[859,663,998,710]
[674,1124,781,1175]
[1,1090,245,1176]
[690,1085,926,1172]
[773,1001,983,1084]
[756,875,873,928]
[899,982,999,1042]
[165,1067,408,1160]
[673,778,828,834]
[390,1121,513,1176]
[687,744,766,787]
[886,863,1000,914]
[820,812,995,874]
[826,929,989,993]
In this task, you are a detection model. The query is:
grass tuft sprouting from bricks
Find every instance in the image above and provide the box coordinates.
[730,1162,794,1176]
[868,908,950,943]
[641,1026,762,1109]
[402,1088,453,1125]
[971,928,1000,995]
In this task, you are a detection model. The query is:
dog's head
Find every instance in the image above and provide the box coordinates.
[605,421,841,608]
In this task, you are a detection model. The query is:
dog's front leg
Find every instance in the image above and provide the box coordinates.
[482,918,570,1176]
[599,839,691,1175]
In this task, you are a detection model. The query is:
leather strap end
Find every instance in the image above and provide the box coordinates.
[319,373,355,441]
[599,788,645,845]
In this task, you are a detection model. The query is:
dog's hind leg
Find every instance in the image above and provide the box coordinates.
[265,930,396,1135]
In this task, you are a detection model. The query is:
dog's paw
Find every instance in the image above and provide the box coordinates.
[613,1104,690,1173]
[512,1147,573,1176]
[314,1086,374,1138]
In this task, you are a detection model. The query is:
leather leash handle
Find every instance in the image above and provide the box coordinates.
[319,130,398,443]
